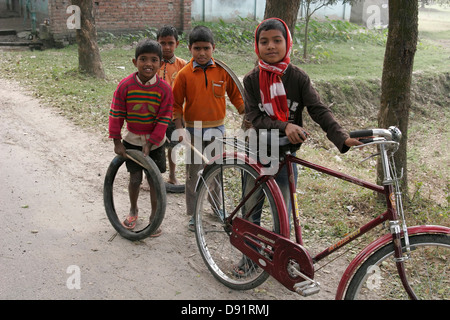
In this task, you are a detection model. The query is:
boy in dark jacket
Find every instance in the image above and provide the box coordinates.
[244,18,361,207]
[237,17,361,275]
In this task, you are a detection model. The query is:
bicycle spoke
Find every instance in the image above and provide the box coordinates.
[194,162,280,290]
[346,234,449,300]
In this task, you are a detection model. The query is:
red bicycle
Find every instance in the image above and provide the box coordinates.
[193,127,449,299]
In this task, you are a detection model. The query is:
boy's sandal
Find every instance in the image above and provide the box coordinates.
[232,256,258,277]
[188,217,195,232]
[122,215,138,230]
[150,228,162,238]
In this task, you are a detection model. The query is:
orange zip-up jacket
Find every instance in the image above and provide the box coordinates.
[172,58,244,128]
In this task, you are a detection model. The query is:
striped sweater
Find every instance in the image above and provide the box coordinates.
[109,72,174,145]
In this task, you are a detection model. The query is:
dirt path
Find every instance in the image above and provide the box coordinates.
[0,78,342,301]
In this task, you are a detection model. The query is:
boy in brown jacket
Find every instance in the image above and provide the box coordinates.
[238,17,361,275]
[244,18,362,202]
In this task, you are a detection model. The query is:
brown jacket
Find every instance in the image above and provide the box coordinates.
[243,64,349,153]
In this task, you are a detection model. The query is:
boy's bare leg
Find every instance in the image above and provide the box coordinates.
[128,170,143,217]
[167,147,179,185]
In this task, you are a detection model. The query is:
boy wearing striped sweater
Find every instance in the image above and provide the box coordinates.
[109,39,174,234]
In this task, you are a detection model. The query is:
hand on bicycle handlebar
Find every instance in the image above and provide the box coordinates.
[345,137,364,147]
[285,123,309,144]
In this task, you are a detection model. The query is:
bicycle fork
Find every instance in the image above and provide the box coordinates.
[385,148,417,300]
[389,221,418,300]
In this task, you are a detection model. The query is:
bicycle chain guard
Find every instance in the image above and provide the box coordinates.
[230,217,314,292]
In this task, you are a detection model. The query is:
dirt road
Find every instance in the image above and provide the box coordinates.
[0,78,340,301]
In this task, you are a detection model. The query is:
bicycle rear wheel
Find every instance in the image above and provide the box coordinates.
[345,233,450,300]
[103,150,166,241]
[194,161,280,290]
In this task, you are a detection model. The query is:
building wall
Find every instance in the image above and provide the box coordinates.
[1,0,49,22]
[49,0,191,41]
[191,0,351,22]
[192,0,265,21]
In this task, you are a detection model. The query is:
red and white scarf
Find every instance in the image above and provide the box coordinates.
[255,18,293,122]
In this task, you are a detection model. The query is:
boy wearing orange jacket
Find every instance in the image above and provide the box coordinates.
[172,25,244,230]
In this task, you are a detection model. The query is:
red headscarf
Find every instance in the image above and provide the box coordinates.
[255,18,293,122]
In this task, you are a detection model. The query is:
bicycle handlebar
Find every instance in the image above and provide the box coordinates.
[350,126,402,143]
[349,129,374,139]
[256,127,401,148]
[258,131,292,147]
[279,135,291,146]
[260,131,308,147]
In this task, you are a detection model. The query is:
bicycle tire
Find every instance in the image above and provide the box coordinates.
[103,149,166,241]
[215,59,248,131]
[165,182,185,193]
[345,233,450,300]
[164,144,186,193]
[194,161,280,291]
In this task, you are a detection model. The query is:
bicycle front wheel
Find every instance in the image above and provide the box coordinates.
[345,233,450,300]
[194,161,280,290]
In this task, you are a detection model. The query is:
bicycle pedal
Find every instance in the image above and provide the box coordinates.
[294,280,320,297]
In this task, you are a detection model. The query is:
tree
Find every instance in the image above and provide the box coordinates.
[264,0,354,59]
[299,0,358,59]
[71,0,105,78]
[299,0,341,59]
[263,0,301,37]
[378,0,418,194]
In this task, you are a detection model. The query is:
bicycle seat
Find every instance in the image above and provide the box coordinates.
[259,131,291,147]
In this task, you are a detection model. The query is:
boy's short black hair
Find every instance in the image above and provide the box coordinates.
[256,18,287,45]
[135,39,162,60]
[157,25,179,41]
[189,25,214,46]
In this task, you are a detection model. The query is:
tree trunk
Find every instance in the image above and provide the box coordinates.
[72,0,105,78]
[378,0,418,195]
[264,0,301,38]
[300,1,337,60]
[303,2,312,59]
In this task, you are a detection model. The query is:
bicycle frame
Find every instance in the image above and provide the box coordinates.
[285,153,392,258]
[219,141,422,299]
[283,153,420,299]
